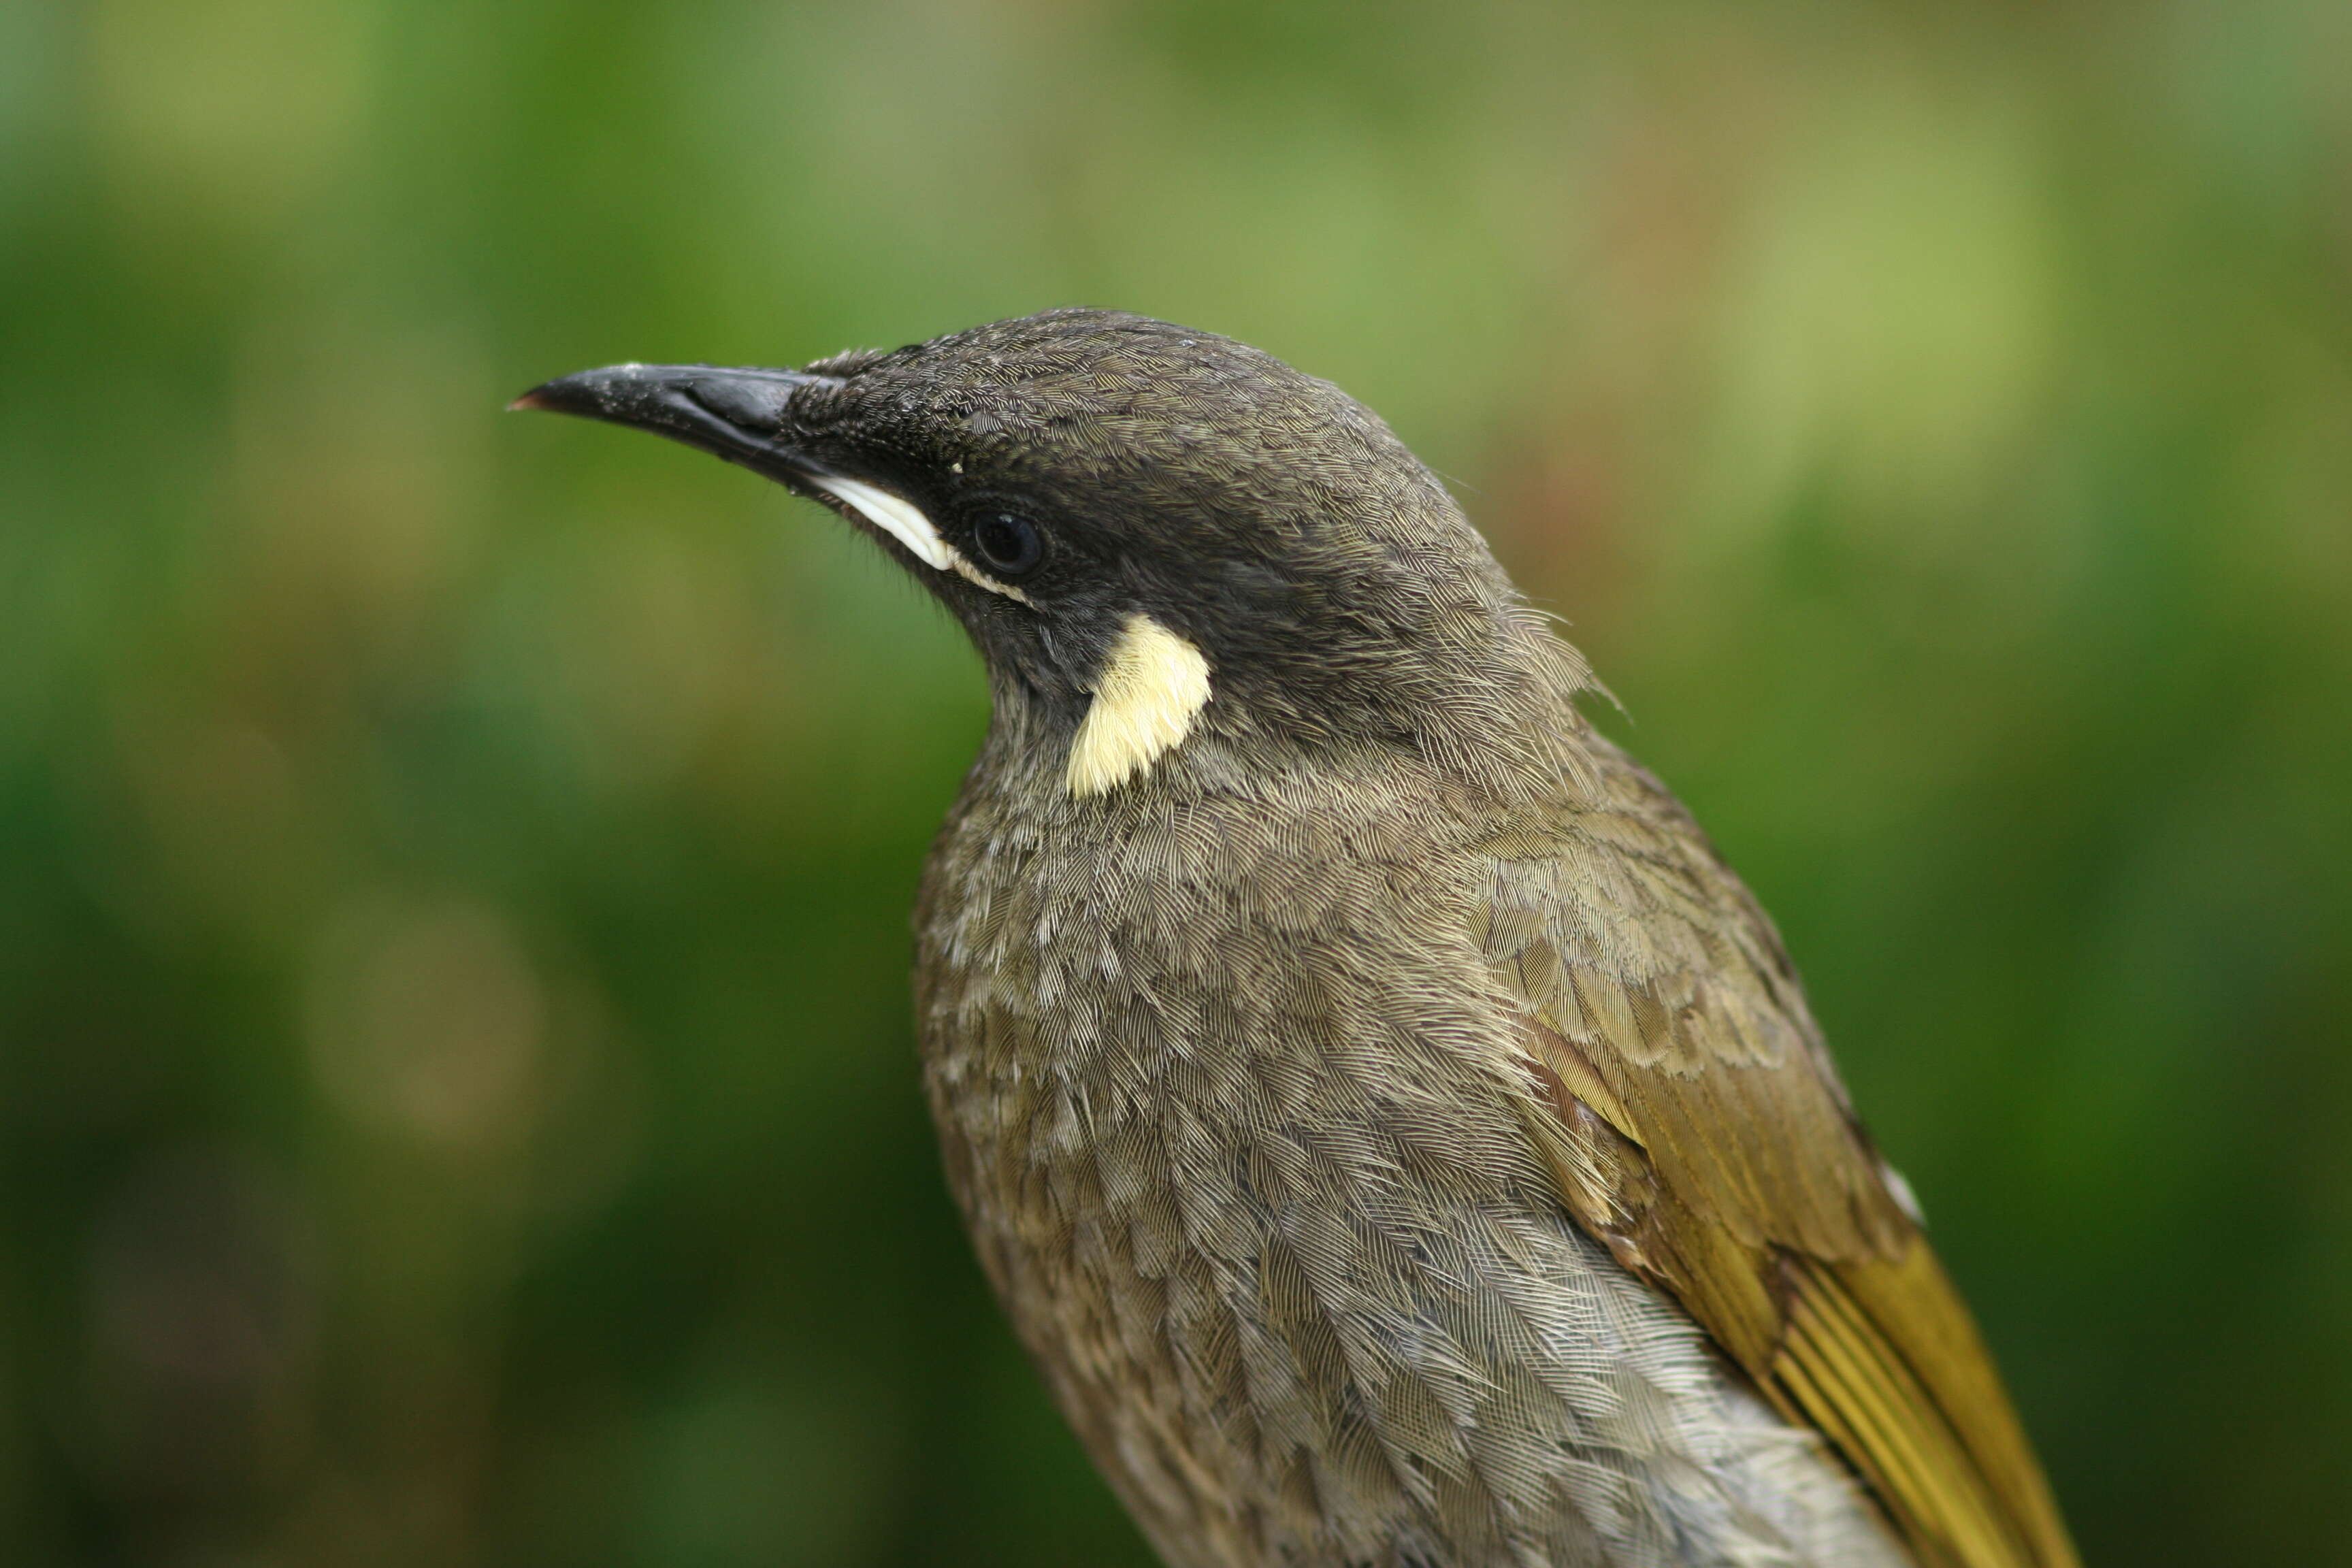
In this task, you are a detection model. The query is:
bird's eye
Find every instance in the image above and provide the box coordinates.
[969,512,1045,578]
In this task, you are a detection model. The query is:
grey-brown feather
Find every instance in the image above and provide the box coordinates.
[917,708,1908,1567]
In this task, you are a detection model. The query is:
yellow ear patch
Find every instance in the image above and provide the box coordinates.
[1066,614,1212,796]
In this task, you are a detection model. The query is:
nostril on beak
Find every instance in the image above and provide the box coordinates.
[683,375,798,432]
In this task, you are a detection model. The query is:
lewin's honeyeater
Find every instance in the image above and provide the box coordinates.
[519,310,2077,1568]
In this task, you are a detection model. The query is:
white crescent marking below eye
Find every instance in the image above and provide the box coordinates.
[807,474,954,571]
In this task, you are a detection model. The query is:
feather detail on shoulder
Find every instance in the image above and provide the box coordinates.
[1483,729,2078,1568]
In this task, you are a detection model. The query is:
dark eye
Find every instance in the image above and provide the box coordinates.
[968,512,1045,578]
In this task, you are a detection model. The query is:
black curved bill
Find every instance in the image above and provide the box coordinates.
[511,363,840,483]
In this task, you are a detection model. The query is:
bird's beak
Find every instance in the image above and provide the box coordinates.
[511,363,839,488]
[512,361,961,572]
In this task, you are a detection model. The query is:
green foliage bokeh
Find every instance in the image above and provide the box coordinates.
[3,1,2349,1563]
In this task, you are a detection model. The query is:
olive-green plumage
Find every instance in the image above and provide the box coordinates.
[521,311,2077,1568]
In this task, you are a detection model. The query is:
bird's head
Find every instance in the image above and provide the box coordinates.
[519,310,1587,798]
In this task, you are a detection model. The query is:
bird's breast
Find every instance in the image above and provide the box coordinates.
[908,774,1906,1568]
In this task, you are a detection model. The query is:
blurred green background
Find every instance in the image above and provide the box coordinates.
[3,1,2349,1563]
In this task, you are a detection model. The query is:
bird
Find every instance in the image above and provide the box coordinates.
[517,310,2078,1568]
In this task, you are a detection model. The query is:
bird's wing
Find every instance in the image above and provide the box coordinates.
[1478,730,2076,1568]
